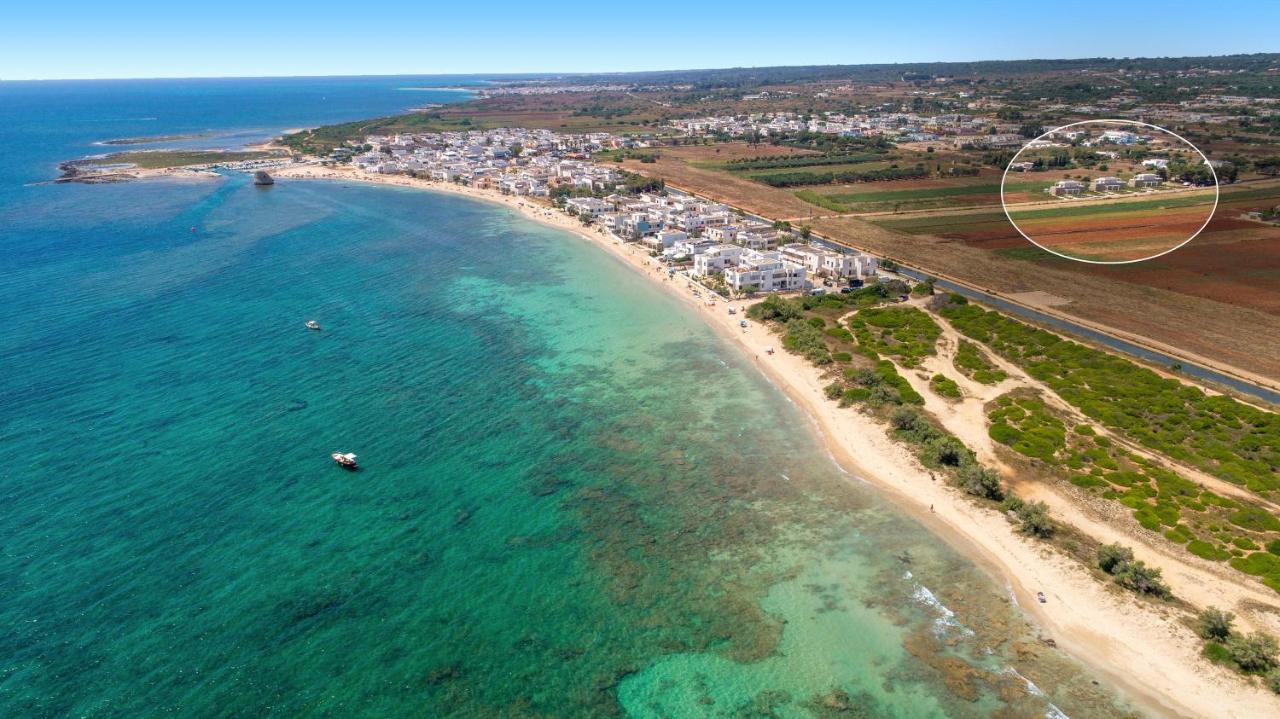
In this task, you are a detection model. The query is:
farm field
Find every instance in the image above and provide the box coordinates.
[1004,197,1217,262]
[796,177,1054,213]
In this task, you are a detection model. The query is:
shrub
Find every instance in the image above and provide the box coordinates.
[1197,607,1235,641]
[1226,632,1279,673]
[1267,668,1280,695]
[1113,560,1172,598]
[1015,501,1054,538]
[1098,543,1135,574]
[958,463,1004,500]
[925,436,968,467]
[930,373,962,398]
[748,295,804,322]
[891,408,923,431]
[1229,508,1280,533]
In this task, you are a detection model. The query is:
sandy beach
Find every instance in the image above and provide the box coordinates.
[268,162,1279,718]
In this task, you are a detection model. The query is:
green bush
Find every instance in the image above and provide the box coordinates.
[1188,540,1232,561]
[1098,543,1135,573]
[748,295,804,322]
[1015,501,1054,538]
[1113,560,1172,598]
[848,307,941,368]
[1267,668,1280,695]
[1197,607,1235,641]
[958,463,1004,500]
[937,302,1280,494]
[1226,632,1279,673]
[930,373,962,398]
[1229,508,1280,533]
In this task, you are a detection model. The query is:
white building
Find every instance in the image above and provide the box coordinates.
[724,250,808,293]
[1050,180,1085,197]
[1094,176,1125,192]
[565,197,611,219]
[778,243,878,280]
[1130,173,1163,188]
[692,244,744,277]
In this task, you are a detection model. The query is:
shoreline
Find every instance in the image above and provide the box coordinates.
[267,163,1277,718]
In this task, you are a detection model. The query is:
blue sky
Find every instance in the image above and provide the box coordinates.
[4,1,1279,80]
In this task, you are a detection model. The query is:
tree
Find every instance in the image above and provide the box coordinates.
[958,463,1003,500]
[1198,607,1236,642]
[1113,561,1171,598]
[1016,501,1054,538]
[799,225,812,239]
[1097,543,1135,574]
[1226,632,1279,673]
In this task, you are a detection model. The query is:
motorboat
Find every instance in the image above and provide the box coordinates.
[332,452,358,470]
[305,320,321,331]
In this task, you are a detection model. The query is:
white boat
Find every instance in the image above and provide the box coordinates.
[332,452,358,470]
[305,320,321,331]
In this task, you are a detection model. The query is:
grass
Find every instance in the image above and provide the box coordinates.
[937,295,1280,593]
[80,150,281,169]
[953,340,1007,384]
[1004,191,1217,221]
[938,299,1280,496]
[281,113,485,155]
[824,183,1004,204]
[988,393,1066,463]
[847,307,941,368]
[793,190,851,213]
[930,374,962,399]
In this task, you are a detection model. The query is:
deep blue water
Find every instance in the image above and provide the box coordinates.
[0,78,1136,717]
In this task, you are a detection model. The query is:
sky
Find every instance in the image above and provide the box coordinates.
[4,1,1279,81]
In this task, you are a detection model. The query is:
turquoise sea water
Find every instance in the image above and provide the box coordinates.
[0,79,1139,717]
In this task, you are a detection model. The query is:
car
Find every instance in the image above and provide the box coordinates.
[840,287,853,294]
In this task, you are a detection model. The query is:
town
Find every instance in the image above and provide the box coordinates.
[345,127,881,296]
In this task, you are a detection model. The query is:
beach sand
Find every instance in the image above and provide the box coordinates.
[268,162,1280,719]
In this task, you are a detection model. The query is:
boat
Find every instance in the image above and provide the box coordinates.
[305,320,321,331]
[332,452,358,470]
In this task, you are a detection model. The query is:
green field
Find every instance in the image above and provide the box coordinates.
[1005,192,1218,221]
[281,113,485,154]
[80,149,283,170]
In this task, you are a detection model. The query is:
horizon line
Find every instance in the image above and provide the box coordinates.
[3,50,1278,83]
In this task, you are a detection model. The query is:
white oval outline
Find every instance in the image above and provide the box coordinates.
[999,119,1220,265]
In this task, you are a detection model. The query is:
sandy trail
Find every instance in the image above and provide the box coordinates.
[268,162,1280,718]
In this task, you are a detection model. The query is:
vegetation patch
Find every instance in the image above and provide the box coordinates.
[847,307,941,368]
[937,299,1280,496]
[987,393,1066,463]
[953,340,1007,385]
[930,374,962,399]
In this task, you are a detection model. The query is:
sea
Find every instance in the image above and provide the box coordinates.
[0,76,1138,717]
